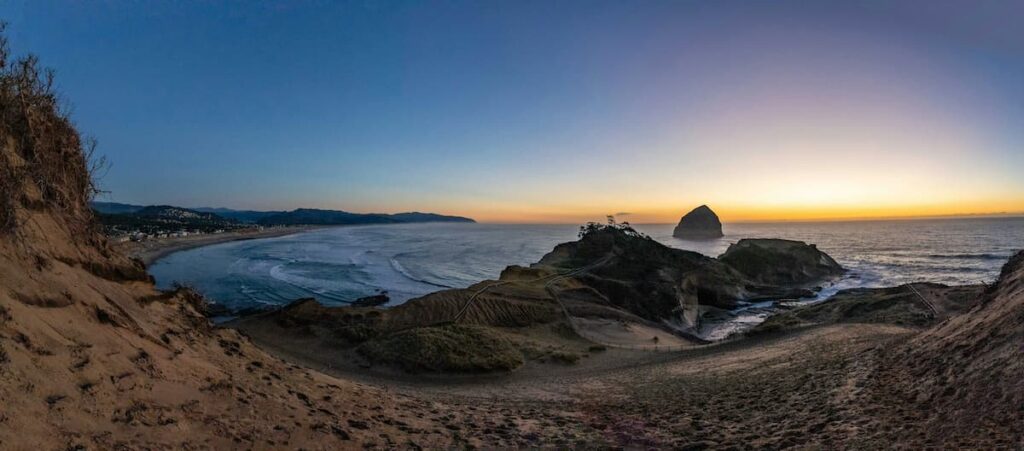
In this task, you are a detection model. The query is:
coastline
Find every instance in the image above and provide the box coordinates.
[115,226,322,266]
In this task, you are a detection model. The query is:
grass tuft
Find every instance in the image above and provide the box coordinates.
[357,324,525,373]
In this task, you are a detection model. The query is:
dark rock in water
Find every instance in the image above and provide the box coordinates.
[673,205,724,239]
[351,292,390,307]
[718,238,844,286]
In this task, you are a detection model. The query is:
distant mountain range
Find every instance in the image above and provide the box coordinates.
[191,207,282,223]
[95,205,242,234]
[91,202,146,215]
[91,202,476,226]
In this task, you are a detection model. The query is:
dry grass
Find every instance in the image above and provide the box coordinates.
[357,324,526,373]
[0,23,102,237]
[169,283,211,316]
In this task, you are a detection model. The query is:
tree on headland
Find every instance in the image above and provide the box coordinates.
[578,215,648,240]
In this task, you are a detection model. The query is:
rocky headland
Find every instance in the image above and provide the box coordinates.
[719,238,845,285]
[233,223,848,373]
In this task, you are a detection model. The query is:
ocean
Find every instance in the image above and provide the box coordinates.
[150,217,1023,338]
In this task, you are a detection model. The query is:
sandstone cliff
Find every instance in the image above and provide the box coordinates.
[0,35,459,449]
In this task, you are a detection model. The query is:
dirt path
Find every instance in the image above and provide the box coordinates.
[237,321,920,447]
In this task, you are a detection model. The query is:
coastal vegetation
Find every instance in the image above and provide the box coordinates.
[356,324,525,373]
[0,23,100,237]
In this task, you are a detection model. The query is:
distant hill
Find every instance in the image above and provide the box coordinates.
[91,201,144,215]
[192,207,284,224]
[90,202,475,227]
[256,208,475,226]
[388,212,476,223]
[92,202,276,224]
[133,205,234,222]
[97,205,241,234]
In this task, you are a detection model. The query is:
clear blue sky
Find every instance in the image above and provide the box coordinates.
[3,1,1023,222]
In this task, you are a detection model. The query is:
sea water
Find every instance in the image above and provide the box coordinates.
[149,217,1024,337]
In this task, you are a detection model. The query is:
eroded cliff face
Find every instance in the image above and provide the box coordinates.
[0,217,460,448]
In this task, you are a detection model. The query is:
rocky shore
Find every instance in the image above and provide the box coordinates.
[231,223,850,373]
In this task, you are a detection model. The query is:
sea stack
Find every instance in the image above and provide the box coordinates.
[673,205,724,239]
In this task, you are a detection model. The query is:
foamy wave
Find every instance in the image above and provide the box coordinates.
[925,253,1007,261]
[389,258,452,289]
[267,263,347,303]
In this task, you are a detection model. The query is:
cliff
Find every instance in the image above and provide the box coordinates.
[0,35,454,449]
[719,238,845,285]
[532,225,838,318]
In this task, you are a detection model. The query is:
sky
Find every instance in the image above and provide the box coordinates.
[2,1,1023,223]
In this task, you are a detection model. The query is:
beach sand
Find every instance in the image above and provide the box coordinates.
[114,226,320,265]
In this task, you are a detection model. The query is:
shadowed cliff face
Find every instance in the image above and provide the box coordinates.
[718,238,845,285]
[530,226,842,327]
[533,226,745,321]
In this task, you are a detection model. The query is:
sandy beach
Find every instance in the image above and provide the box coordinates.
[114,226,320,265]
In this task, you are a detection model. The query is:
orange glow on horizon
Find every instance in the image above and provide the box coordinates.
[441,199,1024,224]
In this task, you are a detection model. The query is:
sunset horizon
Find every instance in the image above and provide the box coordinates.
[6,1,1023,223]
[2,1,1023,448]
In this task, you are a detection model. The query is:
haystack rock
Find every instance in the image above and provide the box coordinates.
[673,205,724,239]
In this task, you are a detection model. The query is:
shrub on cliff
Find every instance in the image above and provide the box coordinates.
[0,23,103,235]
[356,324,525,373]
